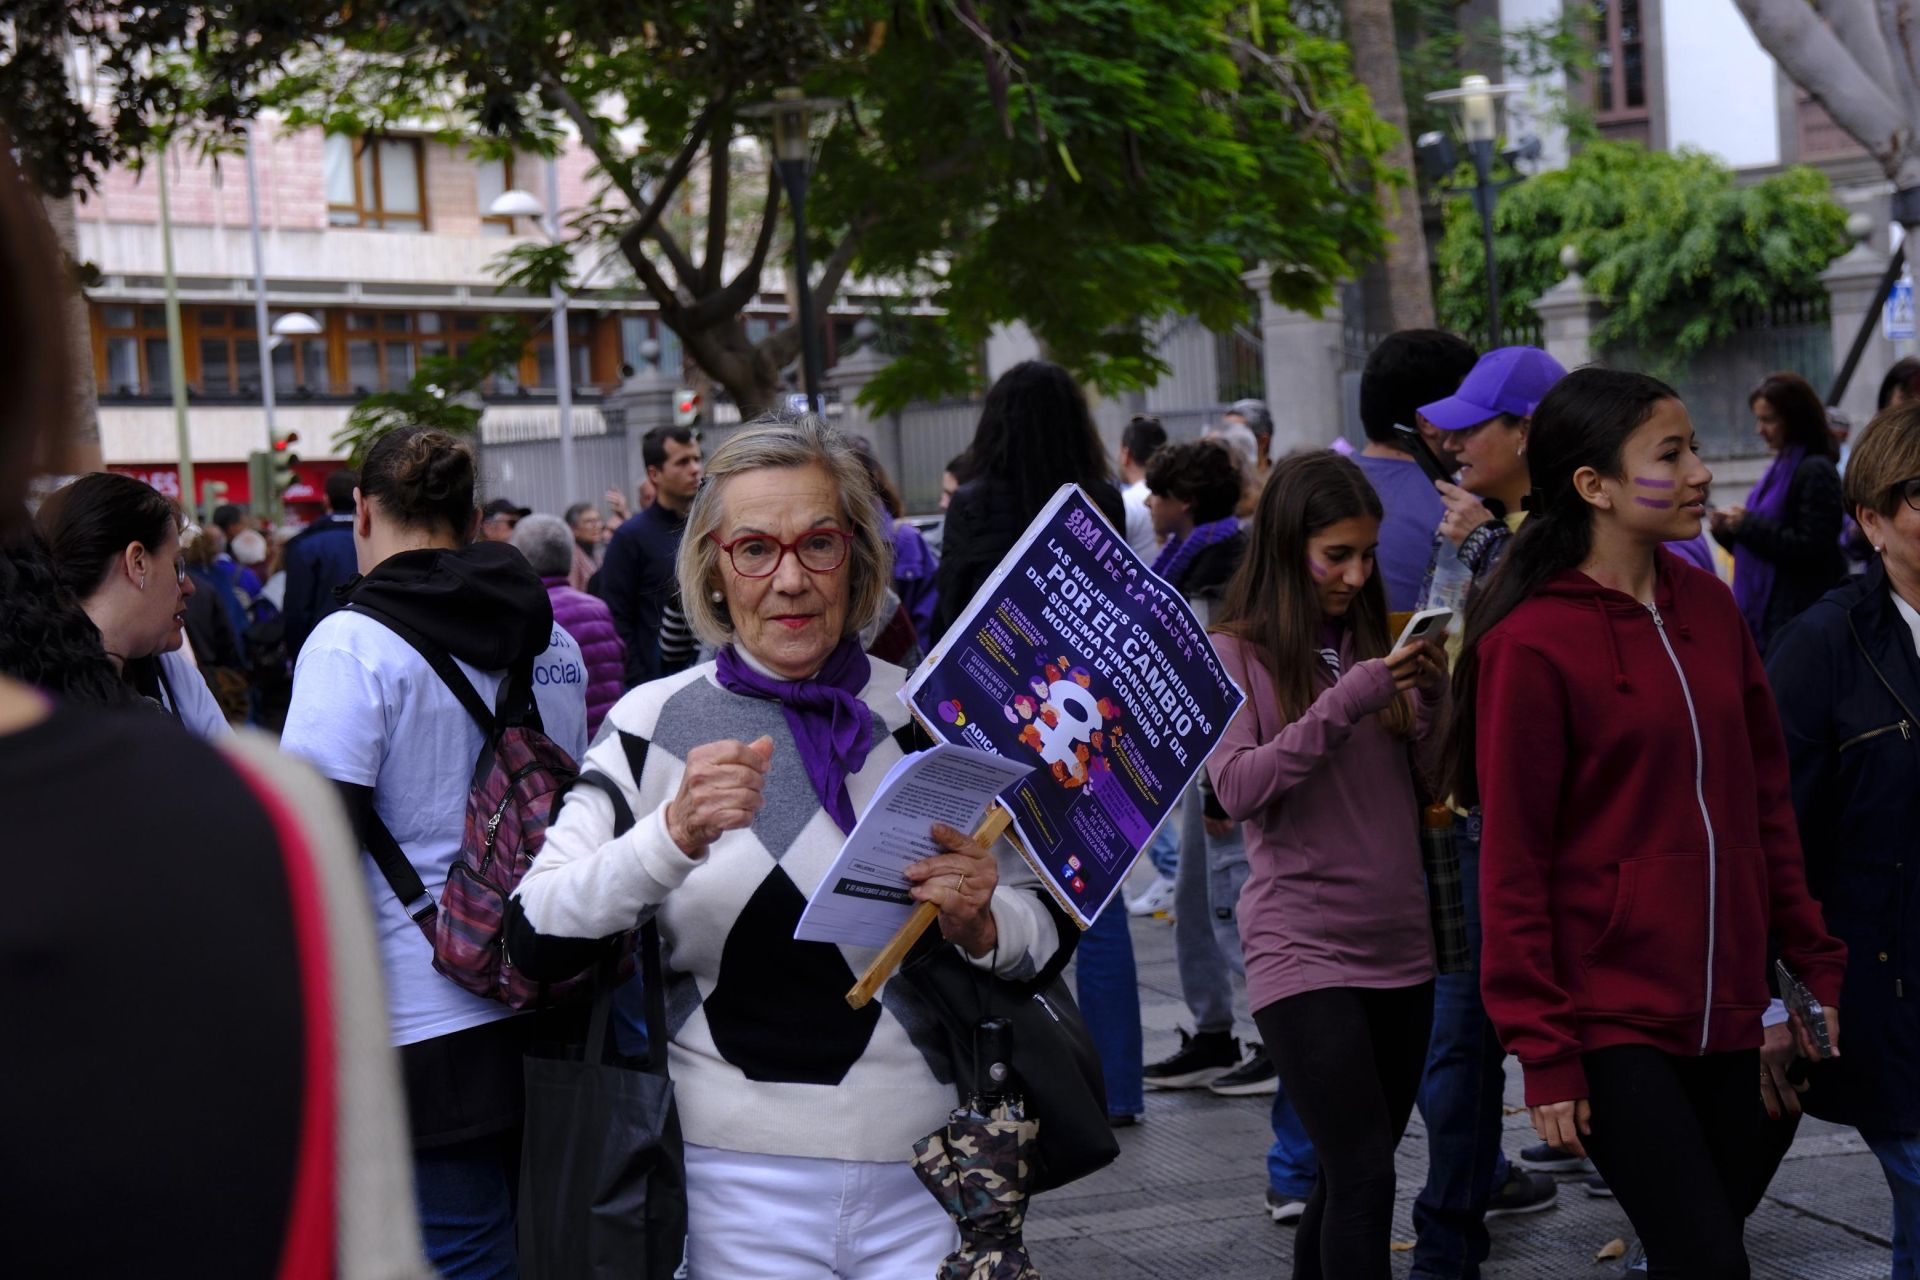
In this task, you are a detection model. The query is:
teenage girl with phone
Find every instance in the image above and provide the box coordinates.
[1206,451,1447,1279]
[1451,368,1845,1279]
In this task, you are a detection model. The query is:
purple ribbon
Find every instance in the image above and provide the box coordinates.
[714,636,875,834]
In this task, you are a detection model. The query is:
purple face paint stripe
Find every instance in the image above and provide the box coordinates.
[1633,477,1677,489]
[1633,496,1670,509]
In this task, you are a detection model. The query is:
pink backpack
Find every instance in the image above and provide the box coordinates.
[351,604,625,1009]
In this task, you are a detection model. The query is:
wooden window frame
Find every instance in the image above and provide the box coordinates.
[93,303,176,398]
[1591,0,1651,126]
[327,135,429,232]
[193,307,266,398]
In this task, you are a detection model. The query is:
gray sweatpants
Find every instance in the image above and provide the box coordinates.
[1171,777,1250,1034]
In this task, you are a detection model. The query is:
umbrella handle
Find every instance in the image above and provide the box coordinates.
[846,805,1014,1009]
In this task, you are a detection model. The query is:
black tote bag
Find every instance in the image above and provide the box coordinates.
[519,921,685,1279]
[518,766,687,1279]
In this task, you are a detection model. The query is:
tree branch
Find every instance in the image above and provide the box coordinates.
[1818,0,1899,101]
[683,166,781,330]
[1733,0,1909,181]
[704,128,730,292]
[1871,0,1920,155]
[757,214,876,370]
[536,71,643,208]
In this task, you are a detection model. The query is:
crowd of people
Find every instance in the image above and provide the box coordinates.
[1,130,1915,1280]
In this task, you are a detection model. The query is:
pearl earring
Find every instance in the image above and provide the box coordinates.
[1876,545,1885,554]
[710,589,724,602]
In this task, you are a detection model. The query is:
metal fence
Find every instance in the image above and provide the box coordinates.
[475,401,639,516]
[1602,298,1832,460]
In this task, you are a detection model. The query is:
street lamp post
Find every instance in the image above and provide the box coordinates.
[243,121,278,458]
[490,175,576,501]
[742,88,844,416]
[1425,74,1521,348]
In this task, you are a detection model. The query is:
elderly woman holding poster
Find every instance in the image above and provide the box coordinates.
[507,417,1069,1278]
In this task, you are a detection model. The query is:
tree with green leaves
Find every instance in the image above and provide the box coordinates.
[15,0,1399,424]
[1434,142,1849,363]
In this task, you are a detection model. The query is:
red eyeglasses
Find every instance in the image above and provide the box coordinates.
[708,528,854,578]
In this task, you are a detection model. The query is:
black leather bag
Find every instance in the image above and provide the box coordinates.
[517,772,686,1278]
[897,901,1119,1194]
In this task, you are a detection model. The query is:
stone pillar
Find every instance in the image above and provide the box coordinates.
[604,361,679,503]
[1530,246,1604,371]
[1822,213,1898,427]
[1248,267,1344,453]
[824,340,901,481]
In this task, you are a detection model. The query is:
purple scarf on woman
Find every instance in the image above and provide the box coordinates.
[1732,447,1803,639]
[714,635,875,834]
[1152,516,1241,591]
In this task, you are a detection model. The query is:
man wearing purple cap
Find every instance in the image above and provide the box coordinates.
[1408,345,1569,1280]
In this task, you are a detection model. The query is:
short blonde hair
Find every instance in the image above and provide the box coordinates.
[677,416,894,649]
[1845,404,1920,517]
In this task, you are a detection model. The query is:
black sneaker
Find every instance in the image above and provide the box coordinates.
[1518,1139,1593,1173]
[1584,1172,1614,1198]
[1143,1028,1240,1089]
[1209,1044,1280,1096]
[1264,1187,1306,1225]
[1483,1167,1558,1219]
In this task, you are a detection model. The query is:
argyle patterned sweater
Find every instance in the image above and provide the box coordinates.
[511,657,1063,1163]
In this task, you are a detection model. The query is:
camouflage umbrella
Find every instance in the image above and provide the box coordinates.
[912,1098,1042,1280]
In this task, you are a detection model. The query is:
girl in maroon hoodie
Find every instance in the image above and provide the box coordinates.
[1208,452,1447,1280]
[1451,368,1846,1278]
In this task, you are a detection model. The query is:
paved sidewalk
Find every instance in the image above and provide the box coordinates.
[1027,907,1897,1279]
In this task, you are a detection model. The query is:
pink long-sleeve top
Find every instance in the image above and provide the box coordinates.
[1207,631,1439,1013]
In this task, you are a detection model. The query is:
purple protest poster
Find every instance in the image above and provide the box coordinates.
[902,484,1244,927]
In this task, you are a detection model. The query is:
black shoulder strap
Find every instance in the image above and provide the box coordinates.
[336,781,436,926]
[572,763,669,1075]
[347,602,496,734]
[892,718,933,755]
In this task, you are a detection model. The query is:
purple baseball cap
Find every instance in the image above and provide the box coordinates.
[1418,346,1567,432]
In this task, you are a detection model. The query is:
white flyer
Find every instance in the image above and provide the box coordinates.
[793,742,1036,948]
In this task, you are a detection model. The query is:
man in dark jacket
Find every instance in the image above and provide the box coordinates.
[597,425,702,687]
[282,468,359,658]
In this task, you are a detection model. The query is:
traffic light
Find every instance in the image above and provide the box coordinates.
[674,388,700,428]
[255,429,301,520]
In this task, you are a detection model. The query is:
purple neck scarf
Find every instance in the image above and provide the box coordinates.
[714,636,875,834]
[1732,447,1803,639]
[1152,516,1240,590]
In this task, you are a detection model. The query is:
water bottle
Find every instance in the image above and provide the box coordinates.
[1424,534,1473,615]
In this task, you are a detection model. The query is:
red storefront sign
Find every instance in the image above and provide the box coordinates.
[108,459,346,518]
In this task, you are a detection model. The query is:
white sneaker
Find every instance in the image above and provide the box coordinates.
[1126,875,1177,915]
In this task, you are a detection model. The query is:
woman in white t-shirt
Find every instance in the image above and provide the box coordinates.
[282,425,587,1278]
[37,472,230,738]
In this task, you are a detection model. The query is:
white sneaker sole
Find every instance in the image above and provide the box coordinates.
[1209,1075,1280,1097]
[1143,1066,1232,1089]
[1266,1199,1305,1224]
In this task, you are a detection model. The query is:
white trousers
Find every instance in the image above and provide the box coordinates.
[685,1142,960,1279]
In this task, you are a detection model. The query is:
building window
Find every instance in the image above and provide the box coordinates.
[621,314,683,380]
[342,310,450,394]
[532,313,594,390]
[1591,0,1647,119]
[476,155,516,237]
[325,134,428,231]
[96,304,174,397]
[195,308,264,397]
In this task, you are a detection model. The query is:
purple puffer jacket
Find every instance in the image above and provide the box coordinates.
[544,578,625,737]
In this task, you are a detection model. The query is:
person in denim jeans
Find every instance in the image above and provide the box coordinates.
[1410,811,1514,1277]
[1077,889,1146,1123]
[1203,800,1320,1215]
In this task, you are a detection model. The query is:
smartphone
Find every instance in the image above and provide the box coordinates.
[1392,422,1455,486]
[1775,959,1834,1059]
[1394,607,1454,651]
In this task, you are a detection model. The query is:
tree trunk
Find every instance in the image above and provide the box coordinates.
[44,192,104,474]
[1344,0,1436,331]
